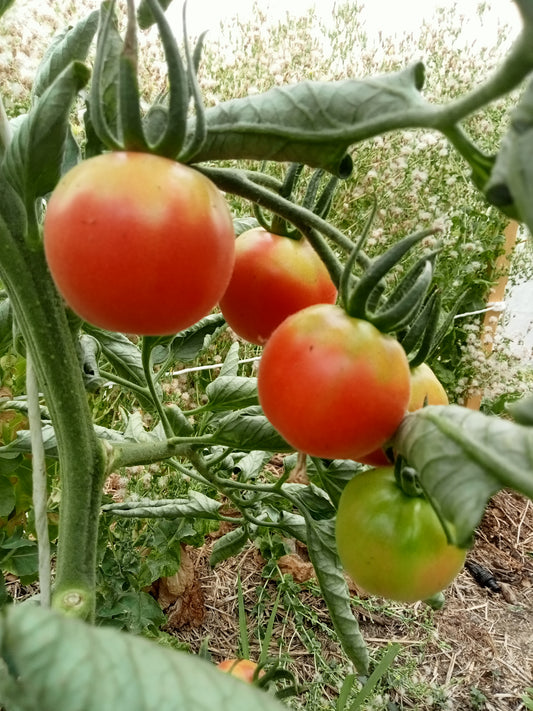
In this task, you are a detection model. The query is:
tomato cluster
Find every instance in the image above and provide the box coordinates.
[44,152,235,336]
[336,467,467,602]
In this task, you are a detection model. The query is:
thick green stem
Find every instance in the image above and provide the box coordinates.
[0,228,107,620]
[197,166,354,287]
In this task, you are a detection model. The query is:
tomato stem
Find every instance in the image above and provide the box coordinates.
[0,232,107,620]
[141,338,174,439]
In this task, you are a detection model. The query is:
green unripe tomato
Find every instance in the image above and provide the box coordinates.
[335,466,467,602]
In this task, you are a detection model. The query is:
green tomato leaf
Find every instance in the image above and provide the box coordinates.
[150,313,226,366]
[233,450,271,482]
[233,216,259,236]
[485,75,533,227]
[3,62,90,206]
[0,425,57,457]
[283,483,336,521]
[83,326,146,387]
[163,404,193,436]
[219,341,240,378]
[393,404,533,548]
[0,604,288,711]
[0,176,27,239]
[0,533,38,579]
[316,459,361,509]
[209,526,249,568]
[205,376,259,412]
[251,505,308,544]
[0,476,15,517]
[32,10,99,101]
[97,590,166,634]
[187,63,425,177]
[212,406,292,452]
[101,489,222,521]
[507,393,533,426]
[297,512,369,675]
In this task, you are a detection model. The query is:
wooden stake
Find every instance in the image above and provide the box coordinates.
[465,220,519,410]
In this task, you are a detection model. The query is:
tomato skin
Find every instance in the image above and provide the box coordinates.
[336,467,467,602]
[257,304,411,460]
[43,152,235,336]
[216,659,262,683]
[408,363,449,411]
[219,228,337,345]
[358,363,449,467]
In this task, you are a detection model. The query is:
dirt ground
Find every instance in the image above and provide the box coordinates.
[162,488,533,711]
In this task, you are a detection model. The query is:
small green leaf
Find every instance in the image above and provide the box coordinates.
[0,298,12,355]
[4,62,90,205]
[83,326,146,386]
[32,10,99,101]
[393,404,533,547]
[508,393,533,426]
[0,536,38,579]
[84,1,123,155]
[205,376,259,411]
[0,604,288,711]
[299,513,369,675]
[219,341,240,378]
[0,476,15,517]
[233,450,271,481]
[101,489,222,520]
[97,590,166,633]
[150,313,226,365]
[485,75,533,228]
[283,483,336,521]
[312,459,361,509]
[210,526,249,567]
[212,406,292,452]
[163,404,193,436]
[233,216,259,236]
[0,425,57,457]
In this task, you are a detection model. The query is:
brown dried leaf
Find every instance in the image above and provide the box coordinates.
[278,553,315,583]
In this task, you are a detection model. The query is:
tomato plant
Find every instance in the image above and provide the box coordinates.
[44,152,235,336]
[219,227,337,345]
[216,659,263,683]
[257,303,411,460]
[359,363,449,466]
[335,466,467,602]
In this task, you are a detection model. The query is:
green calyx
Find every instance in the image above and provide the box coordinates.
[253,162,339,239]
[90,0,205,160]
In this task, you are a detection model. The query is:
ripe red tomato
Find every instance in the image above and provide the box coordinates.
[336,466,467,602]
[216,659,263,683]
[43,152,235,336]
[257,304,411,460]
[219,228,337,345]
[358,363,449,466]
